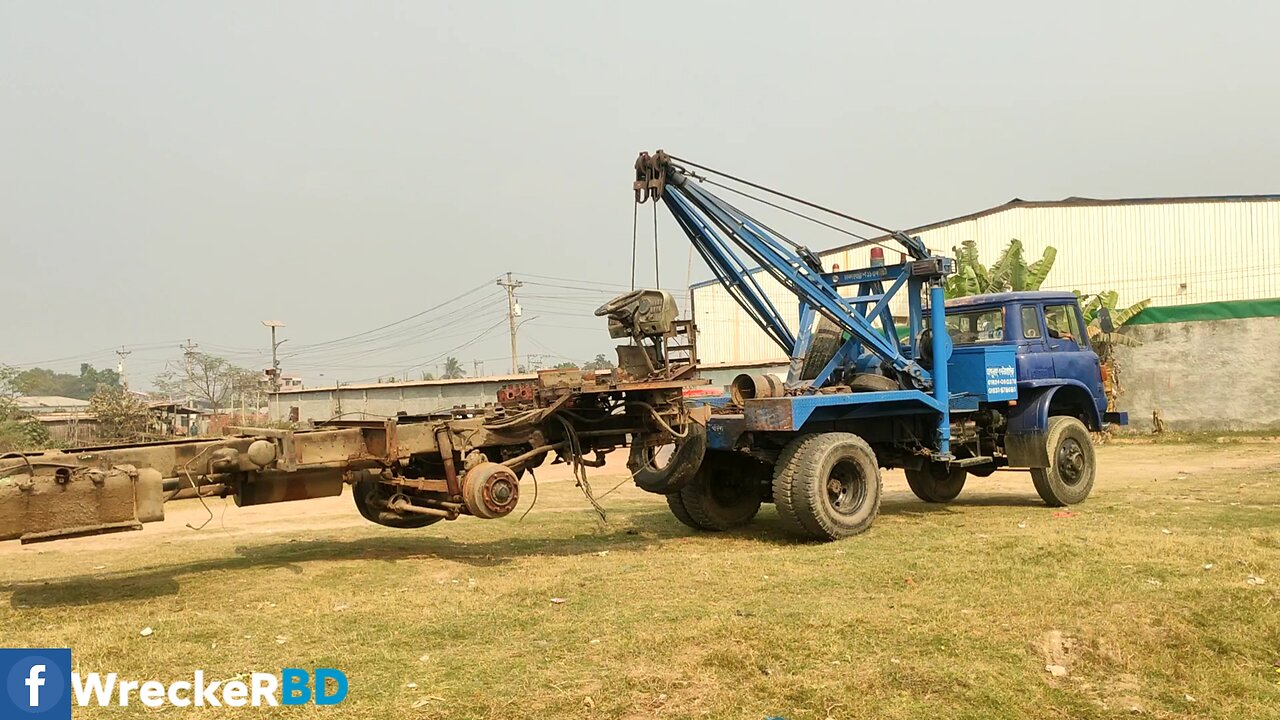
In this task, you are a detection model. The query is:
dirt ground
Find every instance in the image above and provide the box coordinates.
[2,439,1277,719]
[2,439,1269,557]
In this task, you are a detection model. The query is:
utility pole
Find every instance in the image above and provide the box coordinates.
[496,272,523,374]
[473,359,483,377]
[262,320,287,392]
[180,339,199,367]
[178,339,198,408]
[115,347,132,389]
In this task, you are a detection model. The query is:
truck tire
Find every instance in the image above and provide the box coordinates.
[1031,416,1096,506]
[352,477,442,529]
[665,492,704,530]
[800,318,843,381]
[628,422,707,494]
[772,433,882,540]
[678,451,765,531]
[848,373,900,392]
[904,463,967,503]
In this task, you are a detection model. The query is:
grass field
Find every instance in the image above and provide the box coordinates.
[2,440,1278,719]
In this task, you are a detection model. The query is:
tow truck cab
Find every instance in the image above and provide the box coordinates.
[942,291,1127,465]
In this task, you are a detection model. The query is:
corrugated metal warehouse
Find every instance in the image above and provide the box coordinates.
[691,194,1280,364]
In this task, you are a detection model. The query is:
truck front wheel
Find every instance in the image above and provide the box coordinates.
[1031,416,1096,506]
[773,433,882,541]
[904,463,967,503]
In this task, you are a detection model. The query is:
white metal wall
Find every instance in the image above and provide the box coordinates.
[691,198,1280,364]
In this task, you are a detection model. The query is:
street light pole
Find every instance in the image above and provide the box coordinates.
[262,320,286,391]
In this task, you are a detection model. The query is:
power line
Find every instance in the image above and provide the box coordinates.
[280,300,506,366]
[281,279,498,355]
[359,317,510,383]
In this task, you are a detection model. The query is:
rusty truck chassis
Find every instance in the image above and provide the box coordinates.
[1,291,708,544]
[0,375,705,544]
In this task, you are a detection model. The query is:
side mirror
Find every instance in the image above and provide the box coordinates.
[1097,307,1116,334]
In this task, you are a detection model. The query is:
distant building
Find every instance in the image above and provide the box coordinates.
[16,396,97,445]
[14,396,90,414]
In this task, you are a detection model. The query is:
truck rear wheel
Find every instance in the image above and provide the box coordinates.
[676,451,765,531]
[665,492,702,530]
[773,433,882,540]
[1031,416,1096,506]
[352,476,442,529]
[904,463,967,503]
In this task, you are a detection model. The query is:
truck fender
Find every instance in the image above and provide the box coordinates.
[1005,389,1052,468]
[1005,382,1104,467]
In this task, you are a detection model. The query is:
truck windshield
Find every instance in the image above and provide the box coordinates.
[946,309,1005,344]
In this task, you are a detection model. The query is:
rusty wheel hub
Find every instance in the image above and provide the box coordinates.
[461,462,520,519]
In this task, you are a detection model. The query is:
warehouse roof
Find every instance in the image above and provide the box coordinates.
[689,192,1280,291]
[825,193,1280,256]
[15,396,90,411]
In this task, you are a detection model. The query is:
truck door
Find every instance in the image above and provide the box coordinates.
[1044,303,1105,398]
[1016,304,1054,380]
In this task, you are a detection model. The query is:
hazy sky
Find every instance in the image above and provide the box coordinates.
[3,1,1277,387]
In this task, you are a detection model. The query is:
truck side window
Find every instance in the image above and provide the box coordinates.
[945,309,1004,344]
[1044,304,1081,344]
[1021,306,1042,339]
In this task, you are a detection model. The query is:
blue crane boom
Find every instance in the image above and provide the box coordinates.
[635,151,956,456]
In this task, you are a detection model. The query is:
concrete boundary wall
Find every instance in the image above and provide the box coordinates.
[1115,314,1280,432]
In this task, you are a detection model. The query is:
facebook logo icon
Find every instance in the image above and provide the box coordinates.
[2,649,71,717]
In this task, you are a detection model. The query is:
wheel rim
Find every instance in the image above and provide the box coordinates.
[1056,438,1087,486]
[826,459,868,515]
[709,469,748,505]
[644,443,676,472]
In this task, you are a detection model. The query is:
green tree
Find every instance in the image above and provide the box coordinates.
[154,352,259,409]
[441,357,466,380]
[553,361,579,370]
[582,354,615,372]
[944,239,1057,299]
[0,366,52,451]
[88,386,151,441]
[13,363,121,400]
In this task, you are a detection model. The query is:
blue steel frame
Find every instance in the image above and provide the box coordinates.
[659,170,954,458]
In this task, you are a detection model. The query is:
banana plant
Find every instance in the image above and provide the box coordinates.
[1073,290,1151,414]
[944,239,1057,298]
[1074,290,1152,355]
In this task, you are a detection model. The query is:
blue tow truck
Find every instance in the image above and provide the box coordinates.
[625,152,1127,540]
